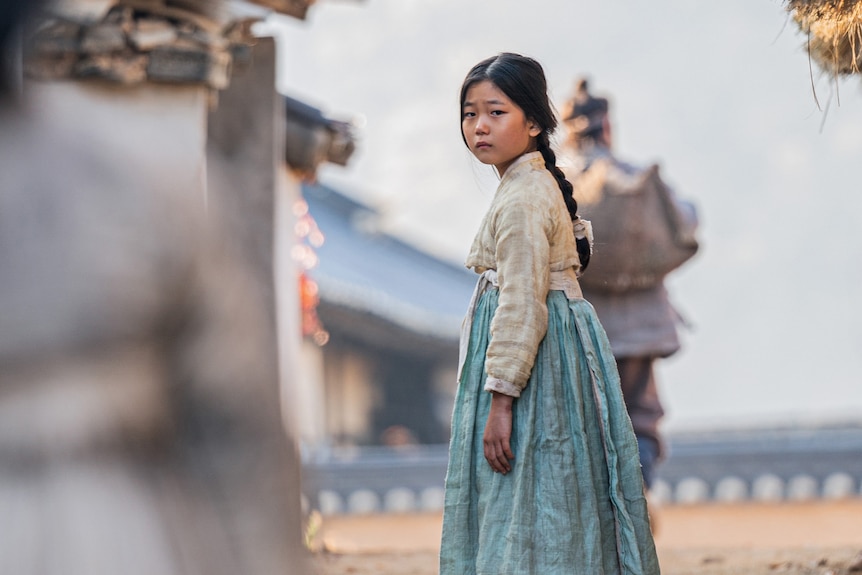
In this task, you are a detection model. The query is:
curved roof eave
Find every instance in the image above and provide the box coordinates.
[316,275,462,342]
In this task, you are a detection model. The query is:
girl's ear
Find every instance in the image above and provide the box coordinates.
[528,122,542,137]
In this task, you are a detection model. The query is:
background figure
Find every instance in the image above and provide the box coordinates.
[561,78,700,491]
[0,4,309,574]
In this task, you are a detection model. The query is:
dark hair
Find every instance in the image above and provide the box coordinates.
[460,52,590,270]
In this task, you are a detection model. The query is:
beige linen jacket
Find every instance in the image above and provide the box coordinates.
[465,151,587,397]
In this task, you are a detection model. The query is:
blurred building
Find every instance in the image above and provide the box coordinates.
[294,180,476,450]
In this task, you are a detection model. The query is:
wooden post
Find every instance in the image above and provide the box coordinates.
[206,36,312,574]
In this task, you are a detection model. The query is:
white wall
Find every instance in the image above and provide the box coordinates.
[27,81,209,205]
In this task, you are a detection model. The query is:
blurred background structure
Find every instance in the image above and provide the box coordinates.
[295,180,475,449]
[2,0,359,573]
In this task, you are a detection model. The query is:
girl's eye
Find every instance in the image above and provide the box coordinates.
[463,111,476,118]
[490,110,504,116]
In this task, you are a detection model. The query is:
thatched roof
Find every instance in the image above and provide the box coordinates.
[787,0,862,75]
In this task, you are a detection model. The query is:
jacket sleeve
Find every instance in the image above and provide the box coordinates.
[483,187,553,397]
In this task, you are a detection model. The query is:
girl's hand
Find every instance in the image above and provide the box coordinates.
[483,391,515,474]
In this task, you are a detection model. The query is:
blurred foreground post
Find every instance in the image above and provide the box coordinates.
[207,35,310,570]
[0,2,312,573]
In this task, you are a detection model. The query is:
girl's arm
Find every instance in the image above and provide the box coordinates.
[482,177,554,472]
[484,183,553,397]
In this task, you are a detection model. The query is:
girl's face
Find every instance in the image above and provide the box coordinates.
[462,80,541,176]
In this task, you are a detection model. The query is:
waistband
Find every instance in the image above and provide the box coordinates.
[457,268,582,382]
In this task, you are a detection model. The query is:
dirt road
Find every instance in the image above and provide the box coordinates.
[311,500,862,574]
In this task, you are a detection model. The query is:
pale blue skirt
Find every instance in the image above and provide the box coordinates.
[439,289,660,575]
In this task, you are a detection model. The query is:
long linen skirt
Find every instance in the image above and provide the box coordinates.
[439,289,660,575]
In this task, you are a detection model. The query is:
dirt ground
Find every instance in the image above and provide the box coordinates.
[310,500,862,574]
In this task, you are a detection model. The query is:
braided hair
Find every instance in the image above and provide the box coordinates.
[460,53,590,270]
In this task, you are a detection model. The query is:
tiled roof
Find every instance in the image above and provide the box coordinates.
[303,182,476,345]
[26,1,321,87]
[47,1,316,22]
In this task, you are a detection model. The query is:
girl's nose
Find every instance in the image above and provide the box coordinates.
[475,117,489,134]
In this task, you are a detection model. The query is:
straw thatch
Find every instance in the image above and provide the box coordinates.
[787,0,862,75]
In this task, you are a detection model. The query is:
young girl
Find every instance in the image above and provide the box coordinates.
[439,53,660,574]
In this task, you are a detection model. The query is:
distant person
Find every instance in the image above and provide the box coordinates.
[561,78,700,492]
[380,425,420,450]
[439,53,659,574]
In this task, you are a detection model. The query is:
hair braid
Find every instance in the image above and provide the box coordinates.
[536,133,591,270]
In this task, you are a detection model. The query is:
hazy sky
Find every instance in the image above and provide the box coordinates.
[262,0,862,430]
